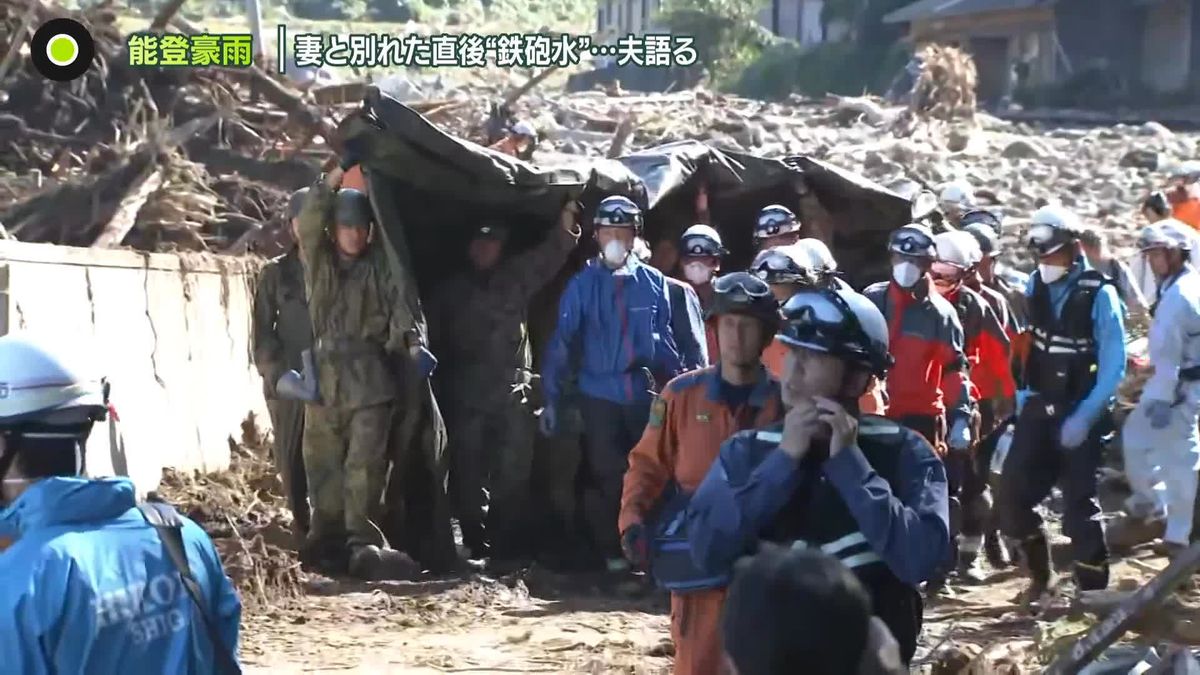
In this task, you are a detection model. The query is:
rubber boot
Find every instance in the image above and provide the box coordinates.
[1016,531,1055,610]
[1073,559,1109,592]
[983,531,1011,569]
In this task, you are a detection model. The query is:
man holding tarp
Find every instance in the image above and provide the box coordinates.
[293,164,428,580]
[427,207,582,562]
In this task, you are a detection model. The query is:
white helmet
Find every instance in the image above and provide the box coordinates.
[777,287,893,378]
[938,180,975,212]
[1026,204,1081,255]
[934,230,983,268]
[798,238,837,274]
[680,224,727,257]
[1137,219,1193,252]
[0,334,106,427]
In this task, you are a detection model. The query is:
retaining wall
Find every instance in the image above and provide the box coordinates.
[0,241,270,495]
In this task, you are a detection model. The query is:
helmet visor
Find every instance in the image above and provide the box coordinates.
[755,210,797,239]
[1026,222,1065,256]
[778,291,891,376]
[713,272,772,299]
[594,204,640,228]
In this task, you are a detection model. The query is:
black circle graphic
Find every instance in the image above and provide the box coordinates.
[30,18,95,82]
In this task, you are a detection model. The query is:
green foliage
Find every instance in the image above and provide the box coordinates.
[659,0,773,82]
[735,40,891,99]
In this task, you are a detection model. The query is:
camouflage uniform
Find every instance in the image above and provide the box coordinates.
[251,248,313,539]
[427,224,579,556]
[296,180,415,555]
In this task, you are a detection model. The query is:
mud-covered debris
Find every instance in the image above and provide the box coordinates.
[154,415,302,610]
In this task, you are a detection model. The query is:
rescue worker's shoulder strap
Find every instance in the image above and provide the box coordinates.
[137,501,242,675]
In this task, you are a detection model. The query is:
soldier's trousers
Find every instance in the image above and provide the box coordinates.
[579,395,651,558]
[994,398,1108,588]
[303,402,393,551]
[268,398,309,539]
[446,393,534,555]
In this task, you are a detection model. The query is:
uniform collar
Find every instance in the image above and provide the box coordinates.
[704,364,774,407]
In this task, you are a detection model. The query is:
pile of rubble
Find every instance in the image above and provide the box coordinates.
[0,0,340,253]
[153,413,303,611]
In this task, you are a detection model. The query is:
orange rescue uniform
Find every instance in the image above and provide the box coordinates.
[620,366,783,675]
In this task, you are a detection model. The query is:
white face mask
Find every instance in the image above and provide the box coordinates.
[683,261,714,285]
[1038,263,1068,283]
[891,261,923,288]
[601,239,629,268]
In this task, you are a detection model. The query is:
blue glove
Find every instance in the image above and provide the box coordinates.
[948,417,972,450]
[538,404,558,437]
[1016,389,1031,417]
[1059,413,1090,449]
[416,346,438,379]
[1144,399,1173,430]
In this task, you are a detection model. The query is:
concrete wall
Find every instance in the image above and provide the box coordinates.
[0,241,269,495]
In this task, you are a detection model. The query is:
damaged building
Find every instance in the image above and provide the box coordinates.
[885,0,1200,105]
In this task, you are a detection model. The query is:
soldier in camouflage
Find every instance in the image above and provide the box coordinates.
[427,202,582,561]
[295,166,421,580]
[252,187,314,543]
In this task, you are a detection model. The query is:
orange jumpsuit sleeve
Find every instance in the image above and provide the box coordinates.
[619,390,681,534]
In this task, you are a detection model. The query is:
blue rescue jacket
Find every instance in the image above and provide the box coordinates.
[543,257,683,406]
[0,477,242,674]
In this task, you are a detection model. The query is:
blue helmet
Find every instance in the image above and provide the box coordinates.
[594,196,642,231]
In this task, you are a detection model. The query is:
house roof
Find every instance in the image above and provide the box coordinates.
[884,0,1055,24]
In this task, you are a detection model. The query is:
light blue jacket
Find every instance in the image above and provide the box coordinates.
[0,477,241,674]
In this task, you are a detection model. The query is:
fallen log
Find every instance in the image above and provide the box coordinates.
[92,168,163,248]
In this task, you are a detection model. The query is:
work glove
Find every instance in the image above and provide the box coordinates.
[1144,399,1173,430]
[415,345,438,379]
[621,523,649,571]
[948,417,972,451]
[1059,413,1090,450]
[538,404,558,437]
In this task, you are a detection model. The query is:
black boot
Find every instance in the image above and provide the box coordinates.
[984,531,1011,569]
[1016,531,1055,608]
[1074,560,1109,591]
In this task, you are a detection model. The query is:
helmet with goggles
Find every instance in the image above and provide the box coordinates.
[754,205,801,241]
[777,288,893,378]
[710,272,780,327]
[888,223,937,260]
[594,196,643,232]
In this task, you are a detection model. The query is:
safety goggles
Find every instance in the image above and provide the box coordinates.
[751,250,810,282]
[1025,223,1066,256]
[930,262,965,284]
[779,291,892,376]
[681,236,723,257]
[755,211,797,239]
[713,272,772,299]
[594,205,641,228]
[960,210,1000,231]
[889,232,934,257]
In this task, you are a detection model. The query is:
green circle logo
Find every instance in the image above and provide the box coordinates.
[47,34,78,66]
[31,18,95,81]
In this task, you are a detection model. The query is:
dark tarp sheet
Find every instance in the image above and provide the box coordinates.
[615,141,911,288]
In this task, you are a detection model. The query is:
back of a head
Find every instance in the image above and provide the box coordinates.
[722,545,872,675]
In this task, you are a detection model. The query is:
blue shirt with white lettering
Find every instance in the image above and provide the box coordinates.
[0,477,241,674]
